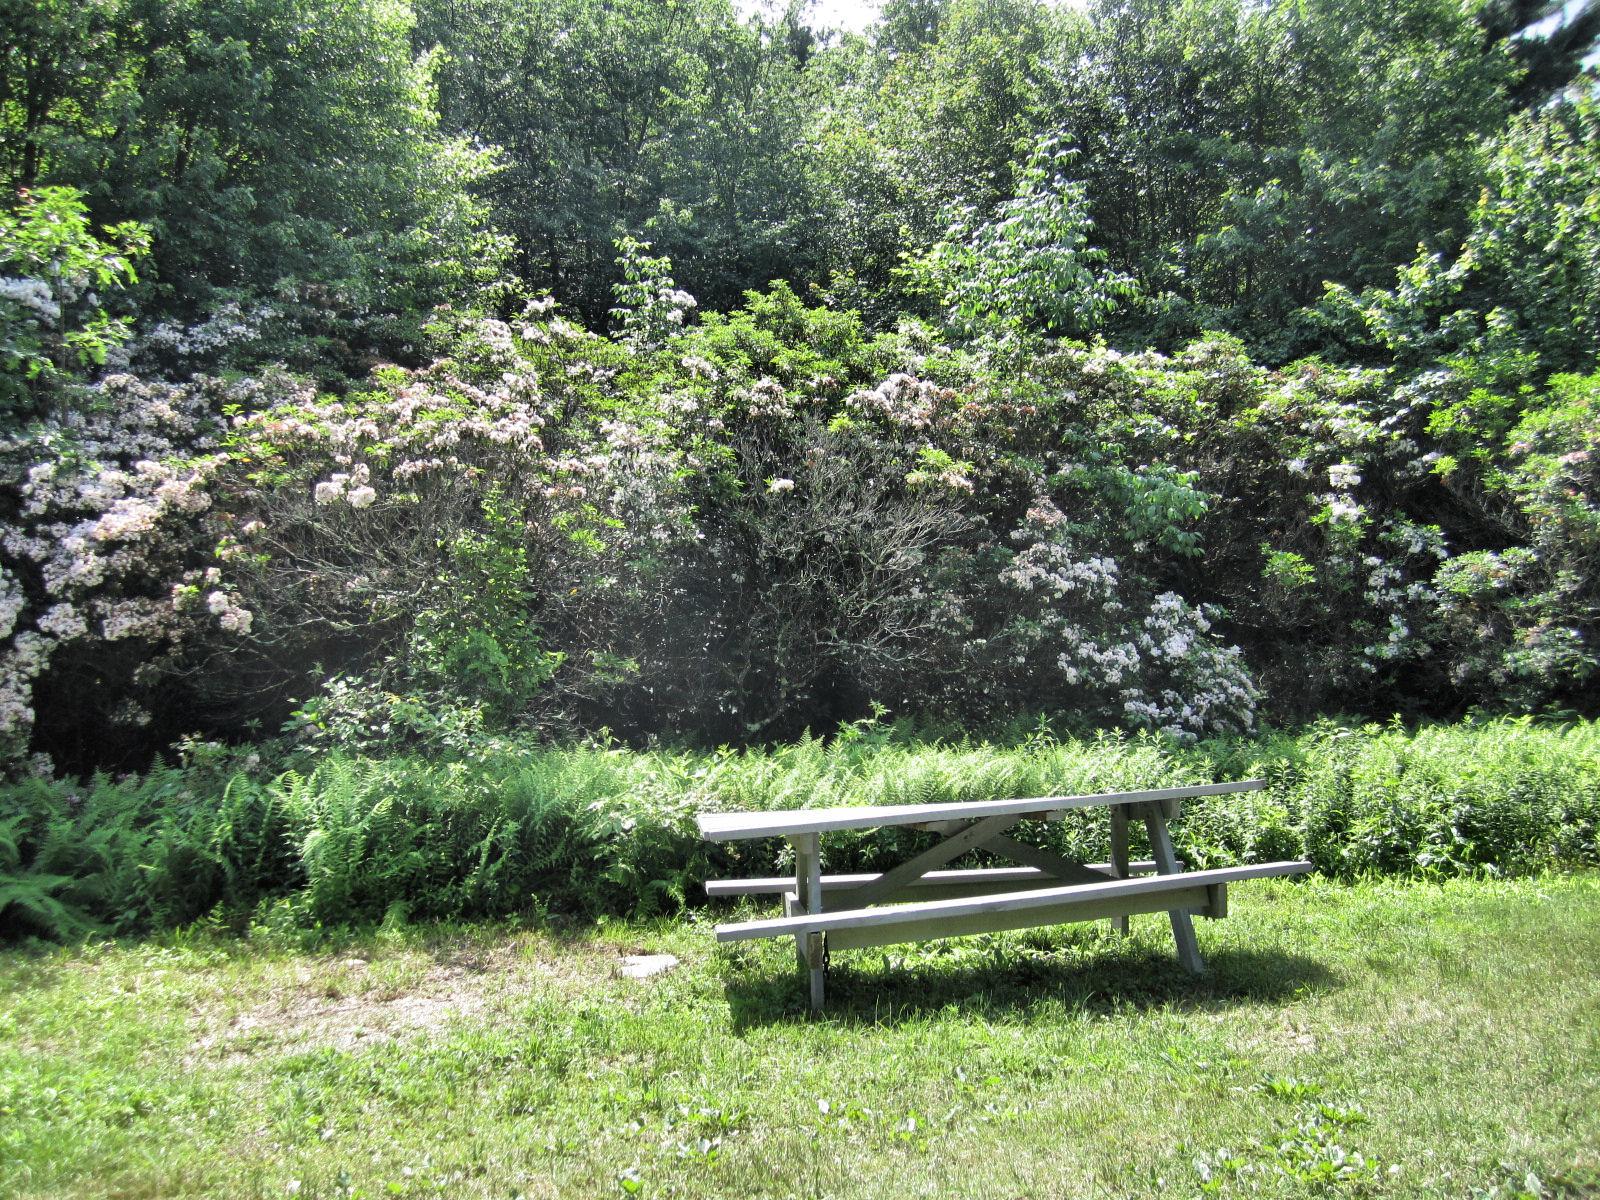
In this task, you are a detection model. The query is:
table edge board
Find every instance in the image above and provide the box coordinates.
[696,779,1267,841]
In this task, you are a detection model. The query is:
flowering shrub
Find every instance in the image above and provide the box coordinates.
[992,499,1258,741]
[1,240,1597,771]
[1430,371,1600,704]
[634,304,1272,741]
[206,298,696,741]
[0,372,259,764]
[127,287,401,390]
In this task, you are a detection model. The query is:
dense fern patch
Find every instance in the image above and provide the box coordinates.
[2,717,1596,941]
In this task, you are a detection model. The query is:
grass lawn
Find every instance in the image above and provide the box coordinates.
[2,874,1597,1199]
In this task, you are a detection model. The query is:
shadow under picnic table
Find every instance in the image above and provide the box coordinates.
[720,938,1339,1030]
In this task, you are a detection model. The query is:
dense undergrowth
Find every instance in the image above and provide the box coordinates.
[2,716,1595,942]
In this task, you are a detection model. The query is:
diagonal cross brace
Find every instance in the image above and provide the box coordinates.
[980,834,1119,885]
[833,813,1023,909]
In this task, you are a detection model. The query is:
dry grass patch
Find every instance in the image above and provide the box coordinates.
[181,928,692,1062]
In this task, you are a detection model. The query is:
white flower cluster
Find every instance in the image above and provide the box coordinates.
[1001,499,1119,599]
[1345,518,1449,667]
[680,355,718,381]
[1328,462,1362,489]
[845,373,955,431]
[0,632,52,738]
[0,372,276,759]
[997,495,1258,738]
[1078,346,1126,377]
[1322,494,1365,525]
[313,464,377,509]
[661,288,697,320]
[0,277,60,322]
[1120,595,1258,741]
[747,377,795,419]
[136,300,279,364]
[0,569,23,641]
[205,589,254,634]
[1054,629,1140,686]
[37,604,89,640]
[236,344,546,518]
[1001,543,1120,599]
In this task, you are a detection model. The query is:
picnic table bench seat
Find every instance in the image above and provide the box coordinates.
[704,861,1168,903]
[698,780,1312,1011]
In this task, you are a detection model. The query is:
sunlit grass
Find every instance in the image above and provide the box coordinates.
[2,874,1597,1198]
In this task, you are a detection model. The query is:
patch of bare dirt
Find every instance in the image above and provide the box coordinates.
[187,938,677,1063]
[189,946,539,1062]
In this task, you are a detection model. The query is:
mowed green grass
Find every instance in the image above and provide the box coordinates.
[2,874,1597,1199]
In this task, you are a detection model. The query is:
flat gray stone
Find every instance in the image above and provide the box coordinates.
[617,953,679,980]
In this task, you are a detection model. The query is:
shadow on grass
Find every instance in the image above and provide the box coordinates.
[721,938,1340,1030]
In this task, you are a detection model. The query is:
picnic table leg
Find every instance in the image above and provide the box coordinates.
[790,832,826,1012]
[1142,802,1205,975]
[1109,806,1131,937]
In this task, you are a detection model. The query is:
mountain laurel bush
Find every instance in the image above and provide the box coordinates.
[1,240,1596,770]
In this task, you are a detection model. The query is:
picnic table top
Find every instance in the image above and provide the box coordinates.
[695,779,1266,842]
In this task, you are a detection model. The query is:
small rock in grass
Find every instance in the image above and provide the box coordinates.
[617,954,679,980]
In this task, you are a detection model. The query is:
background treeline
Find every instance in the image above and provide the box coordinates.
[1,0,1598,777]
[10,0,1598,350]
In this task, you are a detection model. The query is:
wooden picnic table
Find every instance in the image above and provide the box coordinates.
[698,781,1312,1011]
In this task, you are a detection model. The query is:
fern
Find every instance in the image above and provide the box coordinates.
[2,717,1598,941]
[0,876,96,939]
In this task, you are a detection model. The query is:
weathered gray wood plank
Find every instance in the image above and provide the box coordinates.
[712,860,1312,944]
[696,780,1267,842]
[828,883,1217,950]
[1203,882,1228,920]
[1109,805,1132,936]
[790,833,821,1001]
[980,833,1117,885]
[1143,805,1205,974]
[832,814,1022,909]
[704,862,1164,897]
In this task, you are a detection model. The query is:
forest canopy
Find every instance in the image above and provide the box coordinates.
[1,0,1597,773]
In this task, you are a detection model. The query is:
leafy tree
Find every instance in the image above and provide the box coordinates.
[1317,91,1600,379]
[874,0,1080,238]
[902,134,1136,338]
[1479,0,1600,106]
[801,0,1084,321]
[1043,0,1299,339]
[418,0,828,324]
[0,185,148,414]
[0,0,127,191]
[877,0,949,56]
[1034,0,1554,356]
[3,0,505,346]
